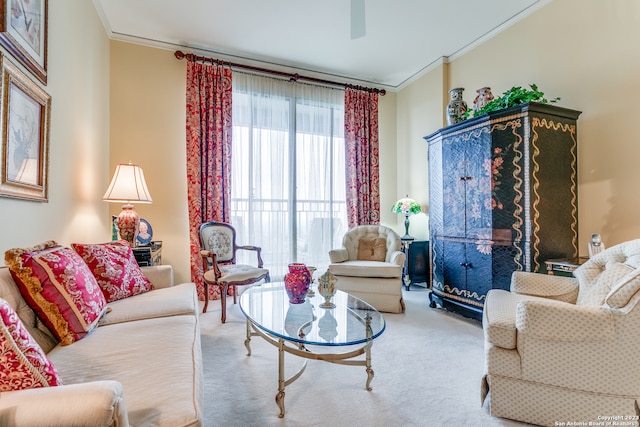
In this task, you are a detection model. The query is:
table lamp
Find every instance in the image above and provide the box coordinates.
[392,195,421,240]
[103,163,152,247]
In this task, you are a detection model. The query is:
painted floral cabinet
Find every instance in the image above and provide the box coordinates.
[425,102,581,319]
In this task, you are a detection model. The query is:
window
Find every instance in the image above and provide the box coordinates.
[232,73,347,279]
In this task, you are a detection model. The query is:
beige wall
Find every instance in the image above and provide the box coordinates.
[378,91,400,233]
[395,62,447,241]
[397,0,640,254]
[0,1,110,257]
[109,42,190,283]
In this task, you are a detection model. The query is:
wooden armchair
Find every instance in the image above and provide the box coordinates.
[199,221,270,323]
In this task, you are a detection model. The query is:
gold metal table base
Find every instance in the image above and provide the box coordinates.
[244,314,375,418]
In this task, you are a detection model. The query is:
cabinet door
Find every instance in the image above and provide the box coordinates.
[439,239,467,302]
[441,137,466,238]
[441,126,493,242]
[432,237,513,311]
[463,128,493,242]
[462,241,493,310]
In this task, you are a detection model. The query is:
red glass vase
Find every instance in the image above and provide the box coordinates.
[284,263,311,304]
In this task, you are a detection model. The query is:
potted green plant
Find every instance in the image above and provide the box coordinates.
[464,84,560,119]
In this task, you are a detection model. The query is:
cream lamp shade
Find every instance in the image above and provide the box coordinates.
[103,163,152,247]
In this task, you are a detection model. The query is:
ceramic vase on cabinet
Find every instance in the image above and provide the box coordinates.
[284,263,311,304]
[446,87,468,126]
[473,87,494,112]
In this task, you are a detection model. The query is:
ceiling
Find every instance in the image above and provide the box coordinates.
[93,0,545,91]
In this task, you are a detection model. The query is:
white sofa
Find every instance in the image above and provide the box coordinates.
[0,264,203,427]
[329,225,405,313]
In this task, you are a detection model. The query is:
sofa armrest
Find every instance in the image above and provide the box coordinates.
[510,271,579,303]
[141,265,174,289]
[516,299,613,342]
[329,248,348,263]
[388,250,406,267]
[0,381,129,427]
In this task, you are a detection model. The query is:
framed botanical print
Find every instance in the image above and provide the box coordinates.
[0,0,48,84]
[0,56,51,201]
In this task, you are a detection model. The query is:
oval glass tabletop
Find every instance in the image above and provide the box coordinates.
[239,282,386,346]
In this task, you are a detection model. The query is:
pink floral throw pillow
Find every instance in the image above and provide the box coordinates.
[72,240,154,303]
[5,241,107,346]
[0,297,63,391]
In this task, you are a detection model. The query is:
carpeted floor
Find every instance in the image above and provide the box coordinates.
[198,285,533,427]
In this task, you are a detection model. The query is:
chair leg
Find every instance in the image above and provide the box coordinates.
[233,285,237,304]
[203,282,209,313]
[220,284,229,323]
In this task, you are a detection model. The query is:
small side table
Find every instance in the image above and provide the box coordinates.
[544,256,589,276]
[401,239,430,290]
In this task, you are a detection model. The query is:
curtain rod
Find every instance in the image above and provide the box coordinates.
[174,50,386,96]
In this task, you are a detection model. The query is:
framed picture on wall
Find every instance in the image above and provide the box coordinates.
[0,0,48,84]
[0,56,51,201]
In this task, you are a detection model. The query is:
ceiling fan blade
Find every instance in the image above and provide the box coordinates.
[351,0,366,40]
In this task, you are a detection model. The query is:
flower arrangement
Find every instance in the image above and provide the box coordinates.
[392,197,421,215]
[464,84,560,119]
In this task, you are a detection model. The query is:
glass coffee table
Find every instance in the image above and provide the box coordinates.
[239,282,386,418]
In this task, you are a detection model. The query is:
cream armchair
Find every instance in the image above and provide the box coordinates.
[328,225,405,313]
[482,239,640,426]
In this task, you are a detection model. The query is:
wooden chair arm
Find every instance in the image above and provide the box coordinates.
[200,250,222,281]
[236,245,265,268]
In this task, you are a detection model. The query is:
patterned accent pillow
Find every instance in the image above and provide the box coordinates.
[357,237,387,261]
[72,240,154,302]
[5,241,107,346]
[0,297,63,391]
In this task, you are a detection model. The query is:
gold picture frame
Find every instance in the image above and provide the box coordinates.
[0,0,48,84]
[0,55,51,201]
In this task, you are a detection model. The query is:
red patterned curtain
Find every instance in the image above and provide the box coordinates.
[185,60,233,301]
[344,87,380,227]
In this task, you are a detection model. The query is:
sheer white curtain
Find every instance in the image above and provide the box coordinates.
[232,73,347,280]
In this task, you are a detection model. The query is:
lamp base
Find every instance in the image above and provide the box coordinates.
[116,204,139,247]
[402,213,414,240]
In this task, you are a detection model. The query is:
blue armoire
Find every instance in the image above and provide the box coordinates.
[425,102,581,320]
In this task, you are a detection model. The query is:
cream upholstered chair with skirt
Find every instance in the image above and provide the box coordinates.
[200,221,270,323]
[328,225,405,313]
[482,239,640,426]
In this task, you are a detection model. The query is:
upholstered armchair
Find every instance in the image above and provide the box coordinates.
[482,239,640,426]
[328,225,405,313]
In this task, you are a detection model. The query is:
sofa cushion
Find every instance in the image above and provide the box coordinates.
[605,268,640,309]
[99,283,198,326]
[0,298,62,391]
[357,237,387,261]
[5,241,107,345]
[483,289,550,349]
[72,240,154,302]
[48,314,203,427]
[329,260,402,278]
